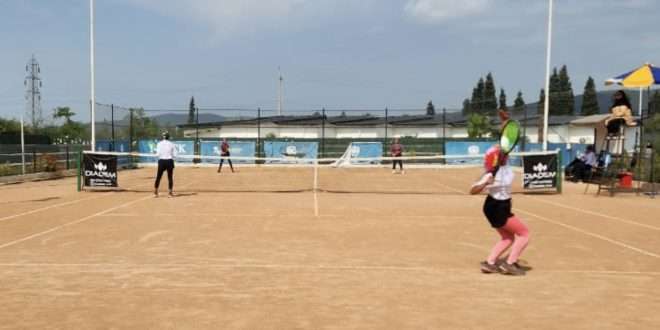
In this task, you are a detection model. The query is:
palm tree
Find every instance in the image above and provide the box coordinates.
[53,107,75,124]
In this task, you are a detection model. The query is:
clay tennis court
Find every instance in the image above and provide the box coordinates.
[1,166,659,329]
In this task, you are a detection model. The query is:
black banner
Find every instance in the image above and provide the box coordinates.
[523,154,558,190]
[83,153,118,188]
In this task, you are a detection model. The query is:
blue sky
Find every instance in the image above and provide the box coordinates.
[1,0,659,121]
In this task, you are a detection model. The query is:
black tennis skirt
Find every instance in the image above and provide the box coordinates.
[483,195,513,228]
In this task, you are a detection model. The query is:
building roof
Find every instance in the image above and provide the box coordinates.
[569,114,610,126]
[178,112,585,129]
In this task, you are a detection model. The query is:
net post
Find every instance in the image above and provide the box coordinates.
[76,150,82,192]
[557,149,563,194]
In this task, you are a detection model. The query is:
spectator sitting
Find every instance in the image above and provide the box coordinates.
[568,145,597,182]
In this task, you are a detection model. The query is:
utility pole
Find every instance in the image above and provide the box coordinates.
[24,55,43,129]
[278,66,283,116]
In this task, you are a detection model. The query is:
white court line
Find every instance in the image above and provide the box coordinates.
[0,177,199,250]
[0,177,155,223]
[524,195,660,231]
[514,208,660,259]
[436,177,660,259]
[0,194,104,223]
[314,191,319,217]
[0,195,154,250]
[0,262,658,276]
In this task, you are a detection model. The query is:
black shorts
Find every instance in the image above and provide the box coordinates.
[483,195,513,228]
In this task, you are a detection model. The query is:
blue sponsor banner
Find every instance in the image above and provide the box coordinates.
[264,141,318,163]
[348,142,382,164]
[444,141,496,164]
[200,140,256,164]
[138,140,194,163]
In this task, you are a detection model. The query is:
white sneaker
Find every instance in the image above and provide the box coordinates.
[392,170,396,174]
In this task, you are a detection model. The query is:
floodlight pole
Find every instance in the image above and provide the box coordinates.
[542,0,553,151]
[90,0,96,151]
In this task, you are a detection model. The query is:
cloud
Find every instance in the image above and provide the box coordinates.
[121,0,377,37]
[404,0,493,23]
[123,0,310,34]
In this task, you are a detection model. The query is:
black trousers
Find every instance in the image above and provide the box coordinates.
[218,153,233,172]
[606,118,625,135]
[392,158,403,170]
[155,159,174,190]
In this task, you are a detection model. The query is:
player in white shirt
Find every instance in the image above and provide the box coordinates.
[470,145,531,276]
[154,132,177,197]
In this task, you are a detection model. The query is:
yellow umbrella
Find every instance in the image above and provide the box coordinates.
[605,63,660,116]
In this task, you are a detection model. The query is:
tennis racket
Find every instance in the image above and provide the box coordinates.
[490,119,521,175]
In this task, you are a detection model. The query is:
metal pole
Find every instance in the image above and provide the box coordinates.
[32,147,36,173]
[321,108,326,158]
[66,144,70,170]
[441,107,446,142]
[278,67,283,116]
[523,105,528,152]
[129,108,134,152]
[257,108,261,158]
[111,104,115,151]
[195,106,200,163]
[385,107,389,143]
[20,113,26,175]
[542,0,554,151]
[90,0,96,151]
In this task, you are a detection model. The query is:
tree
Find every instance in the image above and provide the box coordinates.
[483,73,498,115]
[581,76,600,116]
[548,68,562,115]
[426,100,436,115]
[558,65,575,115]
[0,118,21,133]
[498,88,508,111]
[462,98,472,116]
[131,108,161,140]
[53,107,75,124]
[470,78,485,114]
[188,96,196,125]
[467,113,492,138]
[537,89,546,143]
[514,91,525,113]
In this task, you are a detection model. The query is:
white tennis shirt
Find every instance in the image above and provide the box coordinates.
[156,140,177,160]
[487,165,514,200]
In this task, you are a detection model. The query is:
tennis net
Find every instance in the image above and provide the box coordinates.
[77,150,561,195]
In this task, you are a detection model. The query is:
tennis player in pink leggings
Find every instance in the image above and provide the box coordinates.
[470,146,530,276]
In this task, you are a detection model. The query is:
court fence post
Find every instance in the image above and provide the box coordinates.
[77,150,82,192]
[66,144,70,170]
[32,147,37,173]
[557,149,563,194]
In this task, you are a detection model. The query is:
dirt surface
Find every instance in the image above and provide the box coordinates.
[0,166,659,329]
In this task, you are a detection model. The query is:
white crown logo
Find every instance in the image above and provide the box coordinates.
[94,162,107,171]
[533,162,547,172]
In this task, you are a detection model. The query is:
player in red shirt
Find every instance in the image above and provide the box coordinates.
[390,138,404,174]
[217,138,234,173]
